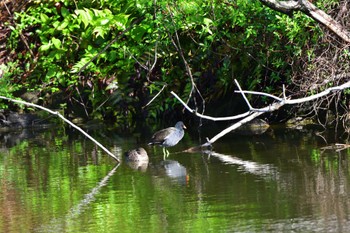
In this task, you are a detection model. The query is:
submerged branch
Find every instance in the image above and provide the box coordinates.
[0,96,120,162]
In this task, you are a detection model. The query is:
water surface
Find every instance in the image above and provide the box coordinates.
[0,125,349,232]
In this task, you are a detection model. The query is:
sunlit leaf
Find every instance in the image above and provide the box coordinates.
[40,13,49,23]
[51,37,61,49]
[39,42,51,51]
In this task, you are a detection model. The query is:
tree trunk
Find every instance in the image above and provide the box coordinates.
[259,0,350,43]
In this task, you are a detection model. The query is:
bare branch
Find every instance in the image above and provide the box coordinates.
[282,84,287,100]
[234,79,253,110]
[166,5,206,117]
[235,81,350,105]
[299,0,350,43]
[172,79,350,146]
[203,112,264,146]
[235,90,283,102]
[4,2,36,59]
[147,41,158,78]
[203,100,284,146]
[143,84,167,109]
[171,91,250,121]
[0,96,120,162]
[285,80,350,104]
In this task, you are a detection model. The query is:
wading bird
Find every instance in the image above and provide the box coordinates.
[149,121,186,158]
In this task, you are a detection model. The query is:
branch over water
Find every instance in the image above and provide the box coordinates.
[171,79,350,147]
[0,96,120,162]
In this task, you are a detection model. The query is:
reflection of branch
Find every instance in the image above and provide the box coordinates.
[321,143,350,152]
[67,164,119,217]
[0,96,120,162]
[172,79,350,146]
[206,151,278,178]
[37,164,120,232]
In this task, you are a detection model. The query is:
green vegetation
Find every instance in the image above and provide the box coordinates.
[0,0,336,125]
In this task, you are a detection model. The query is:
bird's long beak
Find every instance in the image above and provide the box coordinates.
[183,124,187,129]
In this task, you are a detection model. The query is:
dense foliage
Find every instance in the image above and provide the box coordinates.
[0,0,330,124]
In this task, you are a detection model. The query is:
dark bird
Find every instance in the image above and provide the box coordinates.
[149,121,186,157]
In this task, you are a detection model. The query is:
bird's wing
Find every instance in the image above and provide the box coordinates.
[151,127,176,143]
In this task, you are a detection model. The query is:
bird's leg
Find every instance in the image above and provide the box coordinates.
[165,148,170,157]
[162,147,166,160]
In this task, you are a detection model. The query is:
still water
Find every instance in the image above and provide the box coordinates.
[0,123,350,232]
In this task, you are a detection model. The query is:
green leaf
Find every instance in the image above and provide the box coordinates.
[93,26,108,38]
[130,25,147,41]
[57,21,69,30]
[40,13,49,23]
[75,8,93,28]
[39,42,51,51]
[100,18,110,25]
[203,18,213,26]
[114,14,129,30]
[61,7,70,18]
[46,68,56,78]
[51,37,61,49]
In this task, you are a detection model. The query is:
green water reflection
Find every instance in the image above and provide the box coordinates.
[0,126,350,232]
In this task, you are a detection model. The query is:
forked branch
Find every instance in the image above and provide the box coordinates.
[172,79,350,147]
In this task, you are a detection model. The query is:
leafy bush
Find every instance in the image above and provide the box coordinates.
[2,0,324,124]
